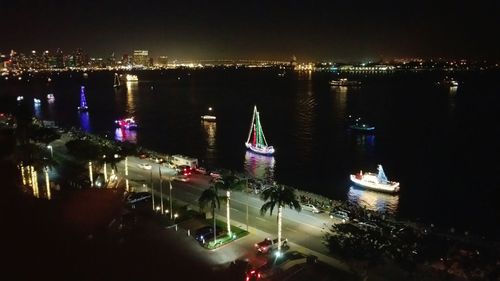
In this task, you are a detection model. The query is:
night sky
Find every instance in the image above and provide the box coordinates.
[3,0,499,61]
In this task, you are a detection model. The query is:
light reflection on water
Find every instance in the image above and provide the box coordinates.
[114,128,137,143]
[79,112,91,132]
[202,120,217,164]
[244,151,275,181]
[347,186,399,215]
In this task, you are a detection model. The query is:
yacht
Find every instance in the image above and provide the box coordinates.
[350,165,400,193]
[115,117,138,129]
[330,78,361,86]
[125,74,138,82]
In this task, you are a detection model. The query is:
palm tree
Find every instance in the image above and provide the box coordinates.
[198,185,222,245]
[260,184,301,254]
[214,172,245,236]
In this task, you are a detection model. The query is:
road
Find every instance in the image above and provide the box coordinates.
[46,136,352,274]
[115,156,351,270]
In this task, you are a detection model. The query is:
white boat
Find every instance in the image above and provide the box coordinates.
[245,106,275,156]
[33,98,41,104]
[125,74,138,82]
[16,96,24,101]
[47,93,55,100]
[350,165,400,193]
[201,107,216,121]
[330,78,361,86]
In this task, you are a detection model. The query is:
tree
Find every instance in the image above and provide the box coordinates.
[214,171,245,236]
[198,185,222,245]
[260,184,301,254]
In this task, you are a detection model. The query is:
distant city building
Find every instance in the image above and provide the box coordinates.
[108,52,116,67]
[54,48,64,68]
[157,56,168,67]
[74,48,88,67]
[133,50,149,67]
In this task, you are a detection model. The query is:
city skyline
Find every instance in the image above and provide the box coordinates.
[3,1,499,61]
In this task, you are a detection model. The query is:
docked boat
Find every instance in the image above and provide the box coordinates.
[47,93,55,101]
[115,117,138,129]
[125,74,138,82]
[245,106,275,156]
[33,98,41,104]
[77,86,88,112]
[330,78,361,86]
[16,96,24,102]
[350,165,400,193]
[347,115,375,132]
[201,107,216,121]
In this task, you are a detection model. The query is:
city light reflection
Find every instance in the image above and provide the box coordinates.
[114,127,137,143]
[79,112,91,132]
[244,151,275,181]
[347,186,399,215]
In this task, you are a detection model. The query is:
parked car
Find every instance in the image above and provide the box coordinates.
[329,210,350,222]
[177,165,192,176]
[255,237,288,254]
[138,163,152,170]
[194,226,214,243]
[194,226,224,244]
[126,192,152,204]
[301,203,320,214]
[253,251,307,279]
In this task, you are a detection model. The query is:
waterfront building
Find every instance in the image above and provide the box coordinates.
[133,50,149,67]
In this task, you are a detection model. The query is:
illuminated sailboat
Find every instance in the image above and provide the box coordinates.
[77,86,88,112]
[245,106,275,156]
[113,73,121,88]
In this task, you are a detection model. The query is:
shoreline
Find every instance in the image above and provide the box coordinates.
[19,122,499,241]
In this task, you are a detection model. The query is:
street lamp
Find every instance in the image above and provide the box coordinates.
[159,164,164,214]
[103,155,108,183]
[169,179,173,220]
[47,145,53,158]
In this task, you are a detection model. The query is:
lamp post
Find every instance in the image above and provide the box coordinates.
[45,167,51,200]
[125,157,129,192]
[150,168,155,211]
[89,161,94,187]
[47,145,53,158]
[103,155,108,183]
[169,179,173,220]
[159,164,164,214]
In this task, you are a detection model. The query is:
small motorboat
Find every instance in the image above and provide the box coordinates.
[115,117,138,129]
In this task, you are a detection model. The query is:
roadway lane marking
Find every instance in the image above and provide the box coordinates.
[285,227,298,233]
[255,217,266,222]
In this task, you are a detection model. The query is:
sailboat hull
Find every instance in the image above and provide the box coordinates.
[245,142,275,156]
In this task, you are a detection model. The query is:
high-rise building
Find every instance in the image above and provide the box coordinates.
[74,48,88,67]
[54,48,64,68]
[133,50,149,67]
[157,56,168,67]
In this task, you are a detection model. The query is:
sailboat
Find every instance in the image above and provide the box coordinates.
[350,164,400,193]
[113,73,121,88]
[77,86,88,112]
[245,106,275,156]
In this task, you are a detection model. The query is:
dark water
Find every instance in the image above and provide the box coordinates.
[1,69,500,236]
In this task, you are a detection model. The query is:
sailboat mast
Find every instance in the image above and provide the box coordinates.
[246,106,257,143]
[256,110,268,146]
[80,86,87,107]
